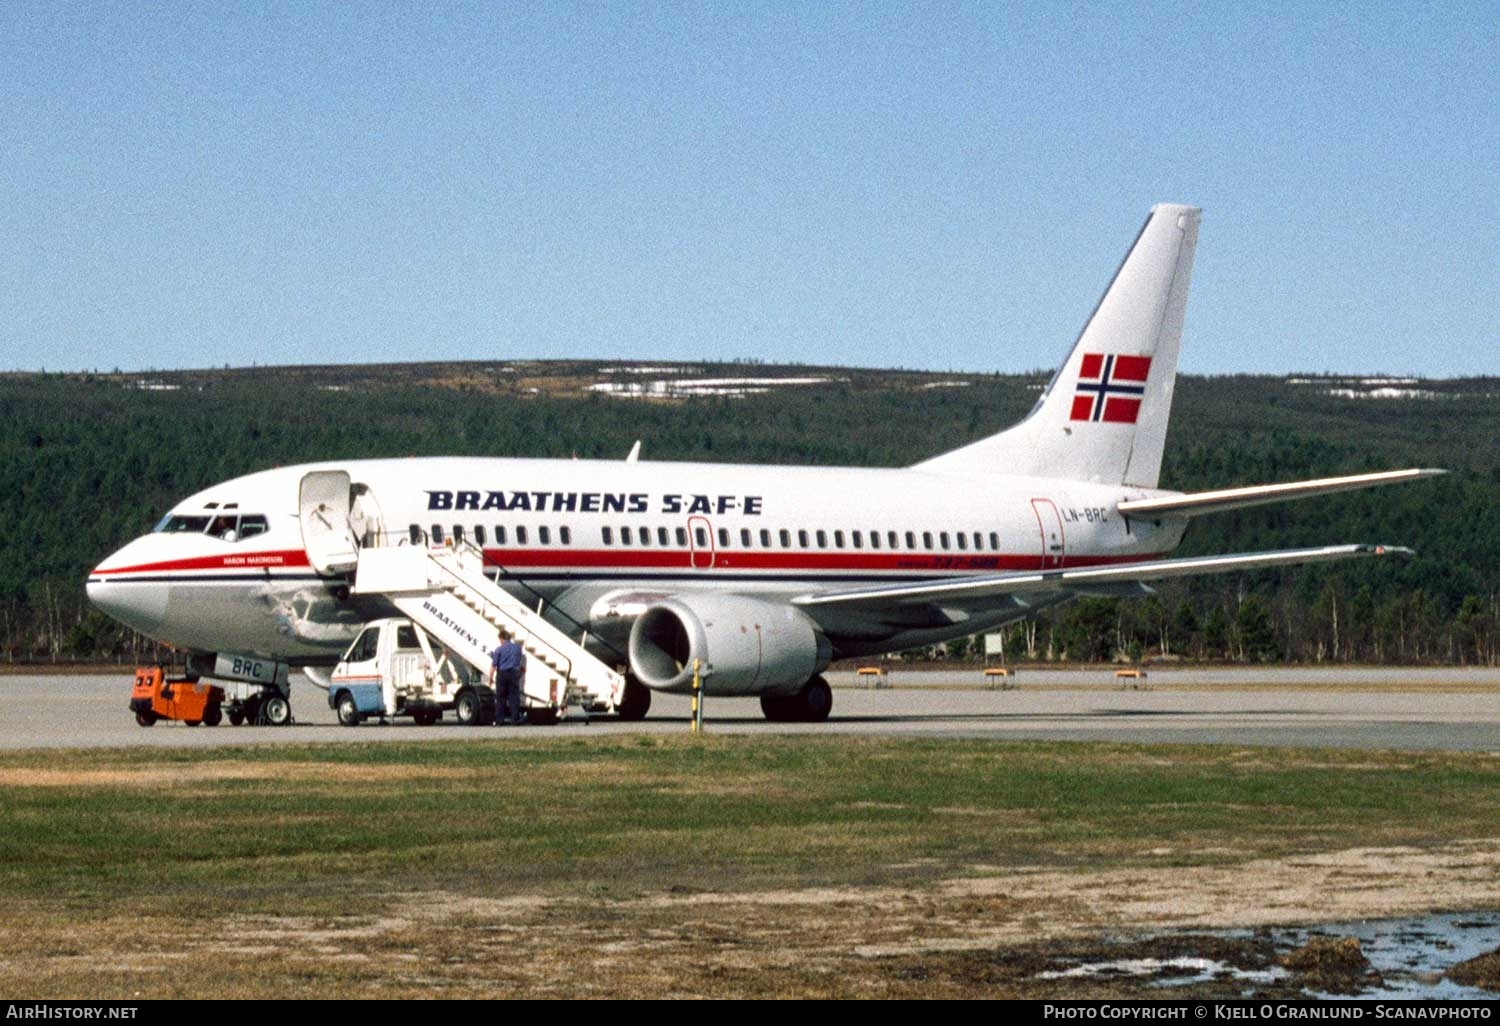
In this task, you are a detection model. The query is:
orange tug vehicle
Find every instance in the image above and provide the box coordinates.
[129,656,295,727]
[130,667,225,727]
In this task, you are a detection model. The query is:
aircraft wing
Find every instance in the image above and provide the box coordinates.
[1117,469,1445,519]
[792,544,1410,612]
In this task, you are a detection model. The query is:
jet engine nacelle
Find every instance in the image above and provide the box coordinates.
[628,595,832,695]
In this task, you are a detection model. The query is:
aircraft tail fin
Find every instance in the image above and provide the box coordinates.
[916,203,1201,487]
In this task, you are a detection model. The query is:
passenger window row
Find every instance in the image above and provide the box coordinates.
[594,526,1004,552]
[601,525,690,547]
[409,523,1004,553]
[408,524,575,547]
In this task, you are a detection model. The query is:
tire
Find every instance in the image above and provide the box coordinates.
[134,710,157,727]
[335,691,360,727]
[412,709,437,726]
[616,676,652,721]
[203,705,223,727]
[526,707,560,726]
[475,687,497,726]
[763,692,811,722]
[798,676,833,722]
[454,689,481,726]
[228,710,245,726]
[184,719,201,727]
[262,693,292,727]
[760,677,833,723]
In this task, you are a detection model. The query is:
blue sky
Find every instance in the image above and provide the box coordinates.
[2,2,1495,376]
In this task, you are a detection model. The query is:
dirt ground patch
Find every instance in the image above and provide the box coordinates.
[0,760,474,788]
[7,839,1499,998]
[1447,948,1500,992]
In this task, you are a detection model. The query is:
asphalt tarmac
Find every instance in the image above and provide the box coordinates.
[6,666,1500,751]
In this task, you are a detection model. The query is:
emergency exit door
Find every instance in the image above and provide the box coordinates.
[1030,498,1066,570]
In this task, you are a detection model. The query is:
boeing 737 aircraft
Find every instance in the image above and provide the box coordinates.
[87,204,1441,722]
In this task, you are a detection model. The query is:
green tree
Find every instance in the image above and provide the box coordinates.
[1172,601,1201,658]
[1202,604,1230,660]
[1058,599,1120,662]
[1233,594,1279,662]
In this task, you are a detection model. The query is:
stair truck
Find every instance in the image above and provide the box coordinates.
[309,616,497,726]
[348,543,627,723]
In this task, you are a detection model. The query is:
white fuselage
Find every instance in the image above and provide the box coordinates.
[87,206,1210,675]
[87,455,1187,665]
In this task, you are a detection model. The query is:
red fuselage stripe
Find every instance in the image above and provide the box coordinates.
[92,549,314,576]
[474,548,1170,572]
[94,546,1171,577]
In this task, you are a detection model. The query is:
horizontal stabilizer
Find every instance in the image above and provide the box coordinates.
[1116,469,1446,519]
[793,544,1411,610]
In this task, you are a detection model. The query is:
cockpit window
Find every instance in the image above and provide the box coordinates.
[153,513,269,540]
[154,515,211,534]
[237,515,269,539]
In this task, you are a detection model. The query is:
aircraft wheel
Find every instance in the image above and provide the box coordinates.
[203,705,223,727]
[759,694,793,723]
[797,676,833,722]
[134,711,157,727]
[262,694,292,727]
[335,692,360,727]
[454,689,482,726]
[761,677,833,723]
[616,676,651,721]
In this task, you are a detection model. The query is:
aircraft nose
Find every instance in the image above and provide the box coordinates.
[86,578,169,634]
[87,545,168,635]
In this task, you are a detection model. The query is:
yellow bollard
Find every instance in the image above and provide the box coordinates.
[691,658,704,733]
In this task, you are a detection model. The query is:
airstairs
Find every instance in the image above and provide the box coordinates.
[351,542,626,720]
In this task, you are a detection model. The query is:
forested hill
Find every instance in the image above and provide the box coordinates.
[3,362,1497,664]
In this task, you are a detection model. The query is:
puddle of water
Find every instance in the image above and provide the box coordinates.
[1041,913,1500,998]
[1037,955,1287,987]
[1279,912,1500,1000]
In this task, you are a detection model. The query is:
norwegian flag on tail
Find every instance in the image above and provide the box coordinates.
[1069,353,1152,423]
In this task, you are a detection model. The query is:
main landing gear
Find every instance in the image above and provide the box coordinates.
[759,675,833,723]
[615,675,652,721]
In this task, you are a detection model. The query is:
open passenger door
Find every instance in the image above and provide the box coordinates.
[299,470,359,575]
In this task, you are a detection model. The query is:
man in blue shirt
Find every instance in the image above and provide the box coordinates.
[487,629,526,726]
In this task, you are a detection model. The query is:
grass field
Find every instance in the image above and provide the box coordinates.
[4,736,1499,998]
